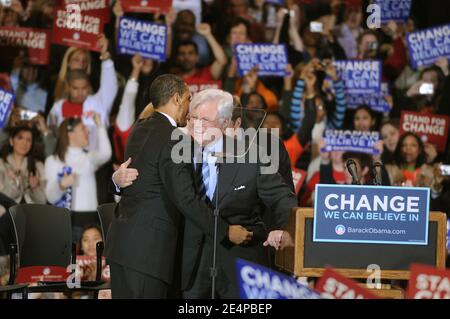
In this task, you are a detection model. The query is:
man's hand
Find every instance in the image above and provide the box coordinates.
[263,230,294,250]
[112,158,139,188]
[228,225,253,245]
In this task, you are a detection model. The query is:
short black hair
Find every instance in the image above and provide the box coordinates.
[229,17,251,36]
[148,74,187,108]
[176,40,199,55]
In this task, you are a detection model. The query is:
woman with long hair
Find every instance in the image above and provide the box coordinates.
[0,126,46,204]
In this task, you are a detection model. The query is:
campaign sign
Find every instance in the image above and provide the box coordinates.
[407,264,450,299]
[0,27,50,65]
[333,60,382,94]
[185,79,222,95]
[407,24,450,69]
[52,7,104,51]
[265,0,285,5]
[59,0,111,23]
[316,268,379,299]
[117,17,167,62]
[313,184,430,245]
[236,259,322,299]
[0,88,15,129]
[400,111,450,153]
[346,82,390,113]
[234,43,288,77]
[292,168,307,195]
[16,266,69,284]
[322,130,381,155]
[372,0,412,24]
[122,0,173,14]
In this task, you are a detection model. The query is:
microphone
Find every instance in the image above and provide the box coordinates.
[346,159,360,185]
[372,162,383,186]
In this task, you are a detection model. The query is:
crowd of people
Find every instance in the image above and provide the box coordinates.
[0,0,449,296]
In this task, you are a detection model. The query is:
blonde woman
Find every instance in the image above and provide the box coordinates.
[53,47,92,102]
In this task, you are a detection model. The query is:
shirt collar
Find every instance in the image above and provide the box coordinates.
[157,111,177,127]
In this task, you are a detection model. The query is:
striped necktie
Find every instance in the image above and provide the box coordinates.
[196,149,211,203]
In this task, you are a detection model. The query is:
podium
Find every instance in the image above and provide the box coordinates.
[276,208,447,297]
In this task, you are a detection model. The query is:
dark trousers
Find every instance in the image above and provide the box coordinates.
[183,240,238,299]
[109,261,168,299]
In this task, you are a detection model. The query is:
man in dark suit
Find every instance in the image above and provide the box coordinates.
[181,89,298,298]
[114,89,297,298]
[105,75,252,299]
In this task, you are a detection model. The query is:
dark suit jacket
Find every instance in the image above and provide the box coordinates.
[181,135,298,294]
[105,112,231,284]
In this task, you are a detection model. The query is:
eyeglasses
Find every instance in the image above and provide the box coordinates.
[189,114,218,126]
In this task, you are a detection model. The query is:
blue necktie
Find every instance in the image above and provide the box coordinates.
[196,149,211,203]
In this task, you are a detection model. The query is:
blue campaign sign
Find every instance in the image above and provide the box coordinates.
[313,185,430,245]
[0,88,15,129]
[117,17,167,62]
[234,43,288,77]
[372,0,412,23]
[446,219,450,254]
[322,130,381,155]
[236,259,322,299]
[333,60,382,94]
[407,24,450,69]
[265,0,285,5]
[346,83,391,113]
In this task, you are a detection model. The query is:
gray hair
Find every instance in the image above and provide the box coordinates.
[190,89,233,125]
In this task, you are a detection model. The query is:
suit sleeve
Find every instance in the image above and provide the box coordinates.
[256,160,298,231]
[159,137,229,241]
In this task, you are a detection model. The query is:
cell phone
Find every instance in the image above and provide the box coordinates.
[419,83,434,95]
[310,21,323,33]
[20,110,38,121]
[368,41,379,51]
[440,164,450,176]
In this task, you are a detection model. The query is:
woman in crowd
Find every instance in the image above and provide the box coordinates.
[380,119,400,165]
[0,126,46,204]
[385,132,443,196]
[44,114,111,242]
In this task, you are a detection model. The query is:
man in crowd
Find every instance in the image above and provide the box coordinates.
[105,75,252,299]
[113,89,297,298]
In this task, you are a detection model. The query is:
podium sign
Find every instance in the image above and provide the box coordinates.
[314,185,430,245]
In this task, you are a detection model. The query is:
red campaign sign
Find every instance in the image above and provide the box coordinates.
[52,7,104,52]
[400,111,450,153]
[16,266,69,284]
[407,264,450,299]
[0,27,50,65]
[316,268,379,299]
[185,80,222,95]
[292,168,306,195]
[76,255,110,281]
[58,0,111,23]
[122,0,173,14]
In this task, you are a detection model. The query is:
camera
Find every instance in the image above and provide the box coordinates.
[310,21,323,33]
[20,110,39,121]
[419,83,434,95]
[440,164,450,176]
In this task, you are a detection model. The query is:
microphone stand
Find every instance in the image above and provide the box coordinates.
[210,161,220,299]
